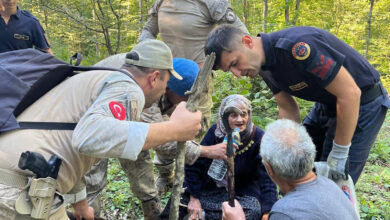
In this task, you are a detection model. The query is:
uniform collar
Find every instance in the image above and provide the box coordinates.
[258,33,276,69]
[14,7,22,19]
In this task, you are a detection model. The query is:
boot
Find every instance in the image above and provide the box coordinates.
[141,197,162,220]
[155,162,175,195]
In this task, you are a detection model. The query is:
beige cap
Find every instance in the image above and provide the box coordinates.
[125,39,182,80]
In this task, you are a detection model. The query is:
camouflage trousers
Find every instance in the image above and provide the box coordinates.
[84,141,202,206]
[0,183,68,220]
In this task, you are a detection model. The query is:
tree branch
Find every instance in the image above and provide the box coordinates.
[169,53,216,220]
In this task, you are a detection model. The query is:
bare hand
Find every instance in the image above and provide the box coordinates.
[201,143,227,160]
[222,200,245,220]
[170,102,202,142]
[188,196,203,220]
[72,199,94,220]
[262,212,269,220]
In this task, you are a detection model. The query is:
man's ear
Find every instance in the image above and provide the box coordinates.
[264,161,275,176]
[147,70,160,88]
[241,35,254,49]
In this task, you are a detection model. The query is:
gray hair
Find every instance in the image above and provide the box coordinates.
[260,119,316,180]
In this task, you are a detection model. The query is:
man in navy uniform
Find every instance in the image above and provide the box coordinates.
[0,0,52,54]
[205,24,390,184]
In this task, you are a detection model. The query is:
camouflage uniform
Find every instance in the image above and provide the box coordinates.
[139,0,249,152]
[139,0,249,64]
[139,0,248,145]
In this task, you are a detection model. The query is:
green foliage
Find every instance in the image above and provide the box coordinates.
[16,0,390,219]
[102,158,143,219]
[356,113,390,219]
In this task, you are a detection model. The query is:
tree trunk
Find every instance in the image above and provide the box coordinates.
[169,53,216,220]
[139,0,144,34]
[108,0,121,54]
[263,0,268,32]
[95,0,114,55]
[365,0,375,58]
[243,0,248,26]
[285,0,290,26]
[291,0,300,26]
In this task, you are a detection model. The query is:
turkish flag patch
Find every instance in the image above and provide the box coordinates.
[109,102,126,120]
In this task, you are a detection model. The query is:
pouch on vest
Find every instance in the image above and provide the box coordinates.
[0,48,138,133]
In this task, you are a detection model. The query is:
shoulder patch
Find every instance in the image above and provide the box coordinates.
[292,42,311,60]
[109,101,126,120]
[307,54,336,80]
[129,100,138,121]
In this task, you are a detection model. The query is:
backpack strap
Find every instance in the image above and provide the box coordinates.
[18,122,77,130]
[14,66,139,131]
[71,66,140,87]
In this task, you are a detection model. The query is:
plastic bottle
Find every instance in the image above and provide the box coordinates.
[314,162,360,218]
[207,128,240,181]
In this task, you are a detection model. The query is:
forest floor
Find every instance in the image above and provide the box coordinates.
[99,112,390,220]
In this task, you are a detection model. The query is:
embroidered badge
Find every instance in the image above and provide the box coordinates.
[289,81,308,91]
[292,42,311,60]
[308,54,336,80]
[109,102,126,120]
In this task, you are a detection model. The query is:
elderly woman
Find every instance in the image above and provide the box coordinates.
[161,95,278,220]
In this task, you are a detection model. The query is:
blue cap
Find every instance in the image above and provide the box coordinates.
[168,58,199,97]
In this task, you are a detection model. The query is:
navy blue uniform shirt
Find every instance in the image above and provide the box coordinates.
[259,26,380,107]
[0,8,50,53]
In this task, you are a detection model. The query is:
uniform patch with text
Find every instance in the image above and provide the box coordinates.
[292,42,311,60]
[109,101,126,120]
[14,34,30,41]
[289,81,308,91]
[307,54,336,80]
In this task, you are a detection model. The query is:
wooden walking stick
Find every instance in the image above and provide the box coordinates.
[169,53,215,220]
[221,107,240,207]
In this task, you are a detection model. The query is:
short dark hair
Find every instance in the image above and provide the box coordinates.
[205,24,246,70]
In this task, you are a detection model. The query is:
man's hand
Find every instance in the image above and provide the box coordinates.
[188,196,203,220]
[222,200,245,220]
[72,199,94,220]
[169,102,202,141]
[327,141,350,181]
[262,212,269,220]
[200,143,227,160]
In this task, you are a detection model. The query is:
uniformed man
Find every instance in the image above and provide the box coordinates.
[0,39,202,219]
[89,56,227,219]
[139,0,249,197]
[0,0,52,54]
[205,24,390,184]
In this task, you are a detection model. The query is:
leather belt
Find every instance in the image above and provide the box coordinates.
[360,83,383,105]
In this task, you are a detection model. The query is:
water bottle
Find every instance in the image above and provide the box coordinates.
[314,162,360,218]
[208,128,241,181]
